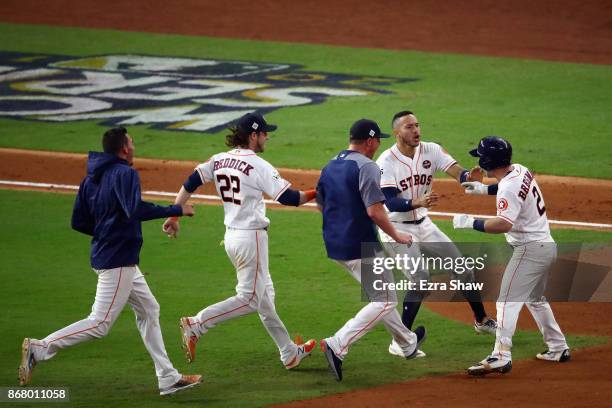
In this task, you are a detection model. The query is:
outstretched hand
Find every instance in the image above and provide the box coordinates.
[468,166,484,182]
[181,204,195,216]
[461,181,488,195]
[453,214,475,229]
[413,191,439,209]
[395,232,413,246]
[163,218,180,238]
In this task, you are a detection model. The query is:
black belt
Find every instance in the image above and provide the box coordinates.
[397,218,425,225]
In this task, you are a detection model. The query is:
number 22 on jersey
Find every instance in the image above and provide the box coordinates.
[217,174,241,204]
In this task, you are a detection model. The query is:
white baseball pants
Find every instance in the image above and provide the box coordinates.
[325,257,418,360]
[30,266,182,389]
[188,228,297,365]
[493,241,568,360]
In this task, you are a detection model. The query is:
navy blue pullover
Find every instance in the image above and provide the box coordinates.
[71,152,182,269]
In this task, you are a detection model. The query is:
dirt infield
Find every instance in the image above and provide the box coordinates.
[274,343,612,408]
[2,0,611,65]
[275,301,612,408]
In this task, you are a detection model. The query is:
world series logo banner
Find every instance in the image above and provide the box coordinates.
[0,52,414,133]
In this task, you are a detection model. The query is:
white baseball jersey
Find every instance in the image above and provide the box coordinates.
[377,142,456,222]
[495,163,553,245]
[195,148,291,229]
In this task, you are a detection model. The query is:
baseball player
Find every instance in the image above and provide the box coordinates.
[162,113,316,371]
[317,119,426,382]
[18,127,202,396]
[376,111,497,358]
[453,136,569,376]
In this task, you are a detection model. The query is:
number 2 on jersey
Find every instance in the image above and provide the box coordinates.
[217,174,241,204]
[532,186,545,216]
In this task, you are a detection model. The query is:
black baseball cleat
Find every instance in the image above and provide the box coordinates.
[320,339,343,381]
[406,326,427,360]
[467,356,512,376]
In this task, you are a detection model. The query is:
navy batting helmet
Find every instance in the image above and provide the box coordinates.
[469,136,512,171]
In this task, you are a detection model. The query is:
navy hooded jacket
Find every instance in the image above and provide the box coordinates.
[71,152,182,269]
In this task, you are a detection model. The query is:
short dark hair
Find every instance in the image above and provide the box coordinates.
[225,125,254,148]
[102,127,128,154]
[392,110,414,128]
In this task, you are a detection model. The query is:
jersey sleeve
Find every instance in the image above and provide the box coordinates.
[377,155,398,189]
[433,143,457,172]
[496,187,522,225]
[359,161,386,207]
[195,157,215,183]
[257,160,291,200]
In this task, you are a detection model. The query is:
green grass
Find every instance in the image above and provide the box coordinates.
[0,190,610,406]
[0,23,611,177]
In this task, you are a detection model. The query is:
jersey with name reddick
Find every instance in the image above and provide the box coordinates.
[377,142,456,222]
[195,148,291,229]
[496,163,553,245]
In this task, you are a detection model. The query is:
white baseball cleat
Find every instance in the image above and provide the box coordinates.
[18,338,37,386]
[536,348,570,362]
[388,339,426,358]
[285,338,316,370]
[474,318,497,335]
[159,374,202,396]
[179,317,198,363]
[467,355,512,376]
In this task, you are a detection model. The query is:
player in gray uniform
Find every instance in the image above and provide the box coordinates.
[317,119,426,382]
[453,136,569,376]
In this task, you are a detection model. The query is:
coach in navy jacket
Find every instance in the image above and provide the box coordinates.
[72,133,183,269]
[19,127,202,395]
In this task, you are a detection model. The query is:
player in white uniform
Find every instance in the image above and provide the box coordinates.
[162,113,317,371]
[376,111,497,358]
[453,136,569,376]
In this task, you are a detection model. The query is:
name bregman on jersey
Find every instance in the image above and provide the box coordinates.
[213,158,254,176]
[518,170,534,200]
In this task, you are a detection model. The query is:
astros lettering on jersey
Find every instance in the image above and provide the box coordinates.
[377,142,456,221]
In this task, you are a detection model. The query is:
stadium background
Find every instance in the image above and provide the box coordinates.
[0,1,611,406]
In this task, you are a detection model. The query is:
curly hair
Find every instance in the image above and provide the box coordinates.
[225,125,252,148]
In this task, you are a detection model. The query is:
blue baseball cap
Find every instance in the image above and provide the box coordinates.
[237,113,277,133]
[350,119,390,140]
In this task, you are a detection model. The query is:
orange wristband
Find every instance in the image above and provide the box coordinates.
[304,189,317,202]
[170,216,179,222]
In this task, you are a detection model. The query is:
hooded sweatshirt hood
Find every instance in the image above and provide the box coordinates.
[87,151,126,183]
